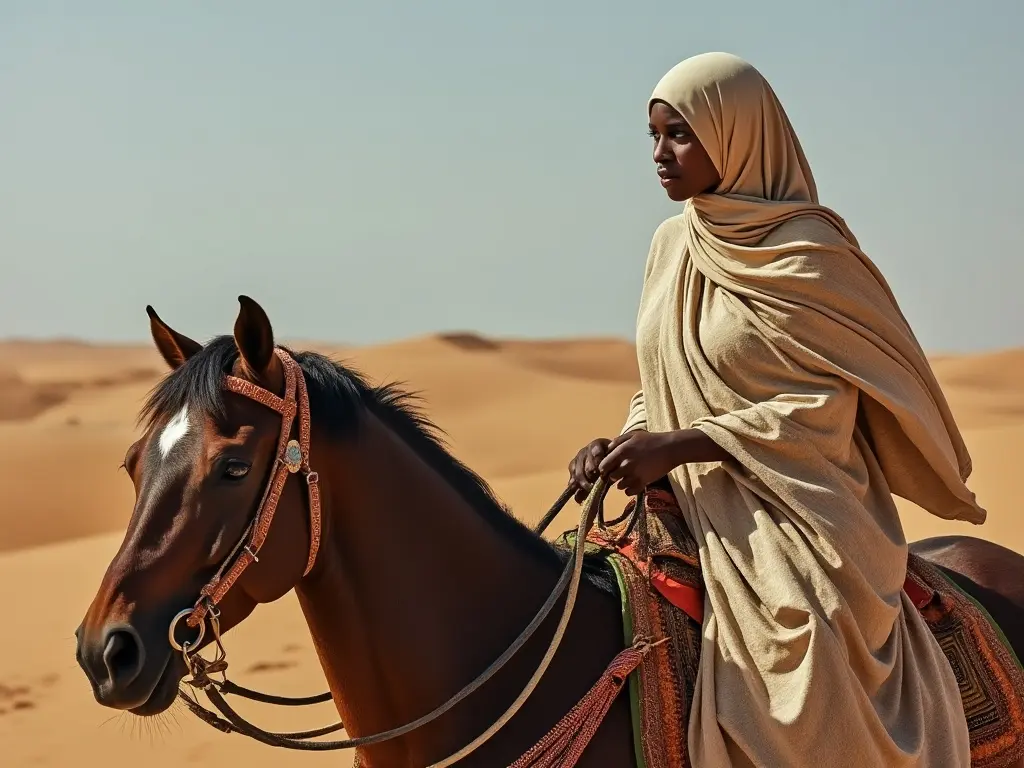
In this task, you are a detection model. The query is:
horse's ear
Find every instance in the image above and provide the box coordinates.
[233,295,276,379]
[147,305,202,370]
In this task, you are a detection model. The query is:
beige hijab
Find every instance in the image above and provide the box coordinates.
[625,52,981,766]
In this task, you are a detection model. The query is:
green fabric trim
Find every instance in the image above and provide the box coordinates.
[556,535,646,768]
[607,554,647,768]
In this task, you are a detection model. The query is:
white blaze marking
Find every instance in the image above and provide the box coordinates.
[158,405,191,458]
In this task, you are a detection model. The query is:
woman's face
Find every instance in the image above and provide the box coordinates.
[648,100,722,202]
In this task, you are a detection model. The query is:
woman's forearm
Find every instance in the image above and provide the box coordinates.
[666,428,732,465]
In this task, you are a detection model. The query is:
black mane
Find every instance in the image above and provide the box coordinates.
[140,336,612,589]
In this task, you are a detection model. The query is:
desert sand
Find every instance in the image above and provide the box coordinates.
[1,334,1021,766]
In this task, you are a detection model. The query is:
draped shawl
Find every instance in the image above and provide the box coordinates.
[625,51,983,767]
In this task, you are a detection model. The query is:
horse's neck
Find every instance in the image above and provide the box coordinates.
[293,416,560,765]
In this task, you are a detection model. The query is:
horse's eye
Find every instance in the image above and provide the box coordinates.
[223,459,251,480]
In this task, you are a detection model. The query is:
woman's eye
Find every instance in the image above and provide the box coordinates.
[648,128,689,141]
[223,460,251,480]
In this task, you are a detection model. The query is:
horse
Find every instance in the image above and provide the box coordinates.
[75,296,1024,767]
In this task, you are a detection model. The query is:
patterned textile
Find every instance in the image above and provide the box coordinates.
[556,487,1024,768]
[905,553,1024,767]
[556,488,703,768]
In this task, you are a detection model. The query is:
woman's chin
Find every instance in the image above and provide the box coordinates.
[661,180,693,202]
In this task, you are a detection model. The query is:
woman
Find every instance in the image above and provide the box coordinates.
[569,52,985,767]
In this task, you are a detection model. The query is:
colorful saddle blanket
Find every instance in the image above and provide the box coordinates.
[555,488,1024,768]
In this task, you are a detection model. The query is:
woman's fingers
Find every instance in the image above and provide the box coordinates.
[598,441,630,476]
[583,442,608,480]
[569,438,617,504]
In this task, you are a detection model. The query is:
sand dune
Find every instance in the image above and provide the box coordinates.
[0,334,1021,766]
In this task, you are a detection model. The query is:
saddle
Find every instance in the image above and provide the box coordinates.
[555,489,1024,768]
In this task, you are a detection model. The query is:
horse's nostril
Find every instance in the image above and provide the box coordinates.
[101,627,146,690]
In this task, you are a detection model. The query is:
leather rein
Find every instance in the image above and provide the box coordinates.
[169,347,647,767]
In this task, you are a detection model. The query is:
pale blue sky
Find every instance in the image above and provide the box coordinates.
[2,1,1021,352]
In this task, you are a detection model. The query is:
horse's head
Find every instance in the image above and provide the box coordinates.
[75,296,317,715]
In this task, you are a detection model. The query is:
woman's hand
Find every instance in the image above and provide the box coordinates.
[597,428,732,496]
[595,430,679,496]
[568,437,612,503]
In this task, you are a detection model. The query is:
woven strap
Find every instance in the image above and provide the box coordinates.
[509,641,654,768]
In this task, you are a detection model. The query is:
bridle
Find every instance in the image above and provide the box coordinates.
[167,347,321,647]
[167,347,655,767]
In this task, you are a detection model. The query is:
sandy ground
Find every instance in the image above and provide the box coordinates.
[1,335,1021,766]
